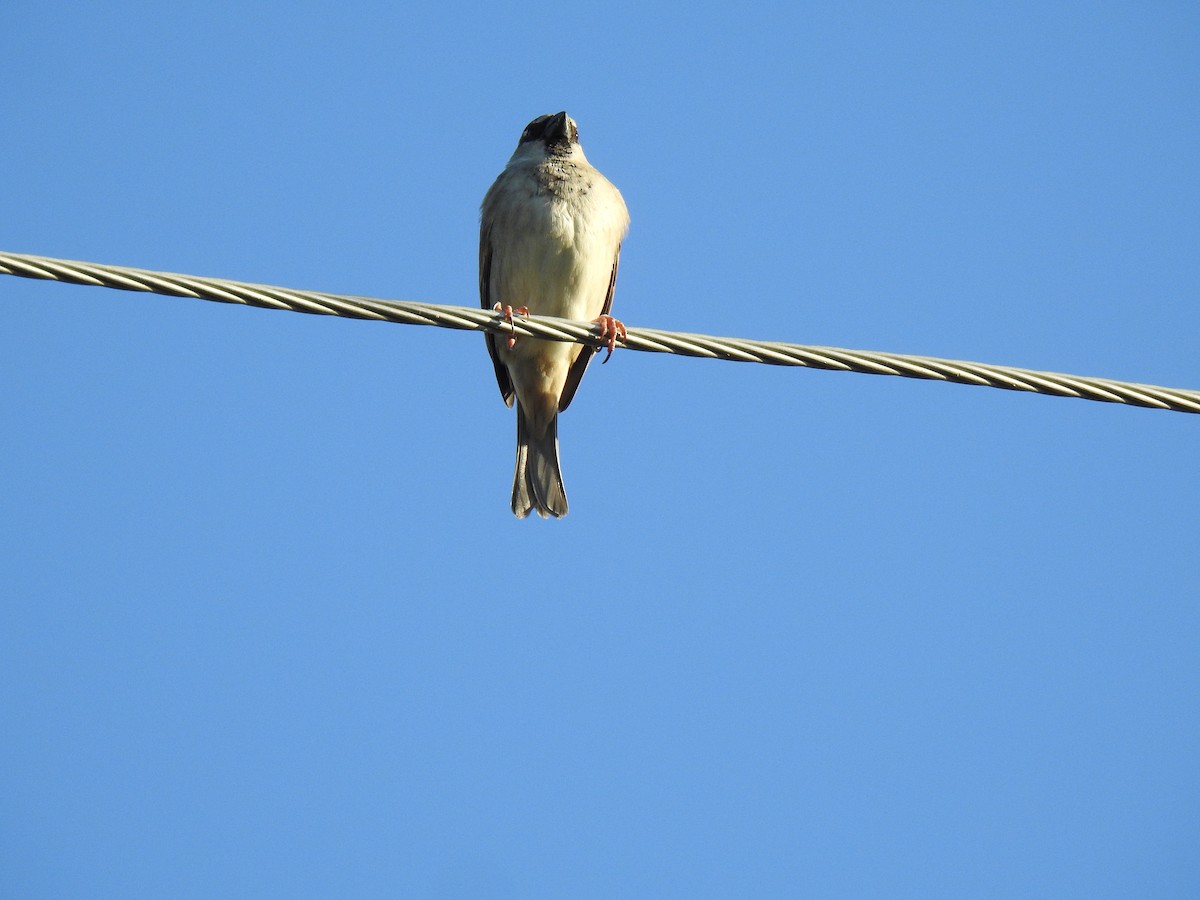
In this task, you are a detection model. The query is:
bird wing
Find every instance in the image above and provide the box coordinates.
[479,223,515,408]
[558,243,620,413]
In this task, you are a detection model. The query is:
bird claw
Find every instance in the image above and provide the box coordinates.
[594,314,627,363]
[493,303,530,348]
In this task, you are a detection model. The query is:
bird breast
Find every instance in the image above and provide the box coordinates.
[486,163,627,321]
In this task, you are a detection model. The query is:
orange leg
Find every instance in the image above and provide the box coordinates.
[593,314,627,363]
[492,303,530,348]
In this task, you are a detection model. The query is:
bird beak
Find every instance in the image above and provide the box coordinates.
[546,111,571,141]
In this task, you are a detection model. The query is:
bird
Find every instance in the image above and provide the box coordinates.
[480,111,630,518]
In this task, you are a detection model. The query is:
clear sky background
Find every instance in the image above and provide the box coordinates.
[3,2,1198,897]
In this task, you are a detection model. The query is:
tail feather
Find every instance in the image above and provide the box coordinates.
[512,404,567,519]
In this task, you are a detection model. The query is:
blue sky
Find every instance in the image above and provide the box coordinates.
[3,2,1198,897]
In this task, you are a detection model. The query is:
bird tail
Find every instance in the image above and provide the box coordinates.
[512,403,568,519]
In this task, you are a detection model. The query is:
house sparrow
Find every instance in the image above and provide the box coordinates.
[480,112,629,518]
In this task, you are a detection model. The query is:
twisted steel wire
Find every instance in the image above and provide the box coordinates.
[3,250,1198,415]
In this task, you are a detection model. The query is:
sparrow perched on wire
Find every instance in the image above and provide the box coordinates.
[480,111,630,518]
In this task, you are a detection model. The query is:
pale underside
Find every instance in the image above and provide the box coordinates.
[480,155,628,432]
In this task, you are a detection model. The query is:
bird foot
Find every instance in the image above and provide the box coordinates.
[493,303,530,348]
[594,314,627,363]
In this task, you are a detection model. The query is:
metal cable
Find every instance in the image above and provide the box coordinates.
[3,250,1198,415]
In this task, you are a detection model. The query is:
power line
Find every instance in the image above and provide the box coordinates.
[2,250,1197,415]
